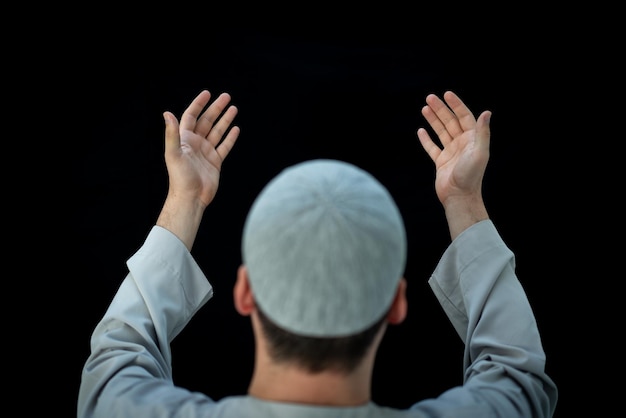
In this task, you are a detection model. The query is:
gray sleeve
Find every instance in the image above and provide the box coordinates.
[77,226,216,418]
[414,220,558,418]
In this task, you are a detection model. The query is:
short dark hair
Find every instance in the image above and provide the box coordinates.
[256,305,387,374]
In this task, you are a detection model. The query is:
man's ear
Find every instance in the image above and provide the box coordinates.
[234,265,255,316]
[386,277,407,325]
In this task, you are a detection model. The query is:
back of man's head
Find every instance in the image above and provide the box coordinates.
[242,159,407,338]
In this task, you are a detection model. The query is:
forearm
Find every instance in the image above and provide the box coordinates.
[429,220,558,417]
[156,195,205,251]
[78,226,214,417]
[443,195,489,241]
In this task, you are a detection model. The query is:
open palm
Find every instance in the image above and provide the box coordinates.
[417,91,491,206]
[163,90,240,208]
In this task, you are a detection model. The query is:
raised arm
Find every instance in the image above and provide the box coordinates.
[157,90,240,249]
[416,92,558,417]
[78,91,240,418]
[417,91,490,241]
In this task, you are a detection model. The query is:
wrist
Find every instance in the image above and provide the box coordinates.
[156,195,206,251]
[443,195,489,241]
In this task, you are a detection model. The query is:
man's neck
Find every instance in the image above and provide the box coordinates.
[247,360,373,406]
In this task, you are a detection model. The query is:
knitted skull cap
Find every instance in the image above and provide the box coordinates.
[242,159,407,337]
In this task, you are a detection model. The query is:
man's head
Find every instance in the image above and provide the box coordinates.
[235,159,407,371]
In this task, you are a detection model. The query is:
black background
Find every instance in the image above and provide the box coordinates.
[53,18,593,417]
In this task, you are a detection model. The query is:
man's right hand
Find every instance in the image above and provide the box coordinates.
[417,91,491,240]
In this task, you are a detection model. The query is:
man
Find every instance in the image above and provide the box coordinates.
[77,89,558,417]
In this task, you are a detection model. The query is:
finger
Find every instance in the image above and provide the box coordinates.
[421,103,453,148]
[163,111,181,156]
[442,91,477,133]
[195,93,233,138]
[207,105,239,147]
[216,125,241,162]
[426,93,464,141]
[180,90,212,132]
[416,127,441,163]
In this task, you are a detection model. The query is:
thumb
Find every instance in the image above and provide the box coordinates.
[475,110,492,150]
[163,111,181,155]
